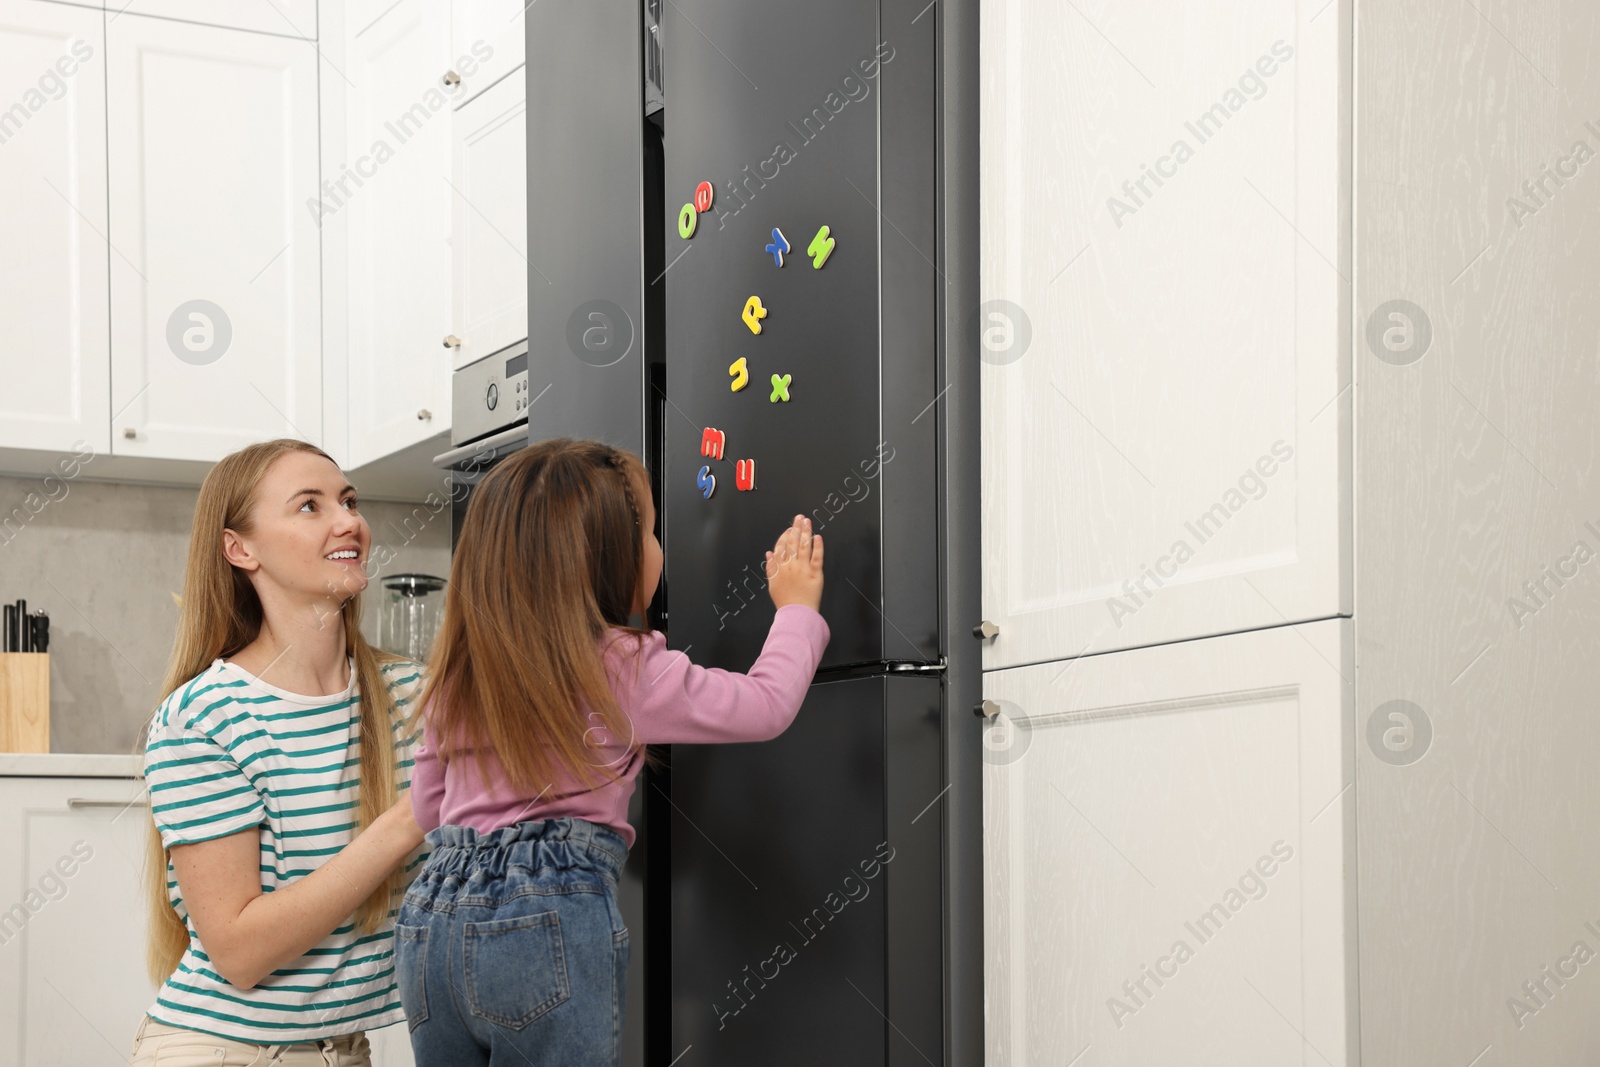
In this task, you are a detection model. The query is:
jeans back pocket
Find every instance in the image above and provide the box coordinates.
[463,911,570,1030]
[394,924,429,1031]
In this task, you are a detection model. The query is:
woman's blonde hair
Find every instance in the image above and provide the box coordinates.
[412,438,650,799]
[144,438,408,985]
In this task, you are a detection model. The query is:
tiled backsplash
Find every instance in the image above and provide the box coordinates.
[0,474,452,755]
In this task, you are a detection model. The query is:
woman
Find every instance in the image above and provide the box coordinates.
[133,438,427,1065]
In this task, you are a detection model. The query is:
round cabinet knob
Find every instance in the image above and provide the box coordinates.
[974,700,1001,719]
[442,334,462,349]
[973,620,1000,641]
[122,427,137,440]
[416,409,432,421]
[442,70,462,87]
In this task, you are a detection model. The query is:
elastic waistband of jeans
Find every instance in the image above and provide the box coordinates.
[423,818,627,878]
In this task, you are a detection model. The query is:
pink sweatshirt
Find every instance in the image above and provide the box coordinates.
[410,604,830,849]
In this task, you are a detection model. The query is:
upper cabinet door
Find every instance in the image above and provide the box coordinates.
[343,0,452,468]
[983,620,1356,1066]
[979,0,1350,669]
[114,0,319,38]
[107,15,322,461]
[448,0,524,109]
[0,0,109,455]
[449,71,526,372]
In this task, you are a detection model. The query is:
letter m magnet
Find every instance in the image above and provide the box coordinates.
[700,427,726,461]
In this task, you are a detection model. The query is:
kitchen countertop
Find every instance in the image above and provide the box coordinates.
[0,753,143,778]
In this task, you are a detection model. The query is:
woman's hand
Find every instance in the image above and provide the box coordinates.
[766,515,824,612]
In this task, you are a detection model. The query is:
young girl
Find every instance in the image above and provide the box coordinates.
[134,439,428,1065]
[396,438,827,1065]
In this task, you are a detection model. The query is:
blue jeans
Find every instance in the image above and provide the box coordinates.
[394,819,631,1067]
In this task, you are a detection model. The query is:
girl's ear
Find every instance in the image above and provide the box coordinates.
[221,528,259,572]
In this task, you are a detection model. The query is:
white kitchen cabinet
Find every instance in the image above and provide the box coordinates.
[983,620,1356,1067]
[368,1020,416,1066]
[115,0,319,39]
[450,67,527,372]
[448,0,525,109]
[979,1,1350,669]
[0,0,109,456]
[107,13,323,462]
[0,774,151,1067]
[341,0,453,469]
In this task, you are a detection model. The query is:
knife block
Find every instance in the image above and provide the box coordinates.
[0,653,49,753]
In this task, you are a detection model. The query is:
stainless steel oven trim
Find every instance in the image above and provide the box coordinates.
[431,422,530,471]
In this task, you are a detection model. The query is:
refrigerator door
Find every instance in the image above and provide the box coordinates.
[520,0,657,455]
[669,674,945,1065]
[662,0,941,671]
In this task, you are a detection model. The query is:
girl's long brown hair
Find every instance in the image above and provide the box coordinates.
[410,438,649,799]
[144,439,409,986]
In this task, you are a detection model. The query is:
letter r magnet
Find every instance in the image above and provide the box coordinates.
[742,295,768,335]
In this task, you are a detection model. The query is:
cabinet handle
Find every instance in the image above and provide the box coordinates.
[417,409,432,421]
[973,620,999,640]
[442,334,461,349]
[442,70,461,87]
[123,427,137,440]
[66,796,148,809]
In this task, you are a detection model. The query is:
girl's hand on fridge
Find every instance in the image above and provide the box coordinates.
[766,515,824,612]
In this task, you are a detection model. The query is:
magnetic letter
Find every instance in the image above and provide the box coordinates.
[765,227,791,267]
[698,466,716,499]
[694,180,714,213]
[742,295,768,334]
[700,427,726,460]
[769,373,791,402]
[735,459,757,491]
[678,202,698,238]
[807,225,835,268]
[728,357,749,392]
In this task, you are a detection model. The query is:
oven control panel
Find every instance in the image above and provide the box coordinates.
[452,340,530,445]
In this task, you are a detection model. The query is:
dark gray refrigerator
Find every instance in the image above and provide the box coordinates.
[440,0,982,1061]
[659,1,980,1063]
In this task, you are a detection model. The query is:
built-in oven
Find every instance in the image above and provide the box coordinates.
[431,339,533,553]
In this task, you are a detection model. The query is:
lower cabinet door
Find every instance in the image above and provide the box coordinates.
[983,620,1356,1067]
[0,775,150,1067]
[366,1021,416,1066]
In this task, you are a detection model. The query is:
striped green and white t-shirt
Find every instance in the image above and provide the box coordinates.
[142,654,427,1044]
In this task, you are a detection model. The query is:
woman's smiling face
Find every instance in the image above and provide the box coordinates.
[225,451,372,605]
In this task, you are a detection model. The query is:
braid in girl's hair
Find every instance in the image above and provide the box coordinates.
[604,448,643,540]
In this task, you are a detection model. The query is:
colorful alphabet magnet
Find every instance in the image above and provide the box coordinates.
[741,296,768,335]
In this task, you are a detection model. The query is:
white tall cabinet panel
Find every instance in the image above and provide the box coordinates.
[449,69,527,372]
[448,0,525,109]
[117,0,319,39]
[0,776,150,1067]
[0,0,109,455]
[983,621,1356,1066]
[107,14,322,461]
[979,0,1350,669]
[342,0,452,468]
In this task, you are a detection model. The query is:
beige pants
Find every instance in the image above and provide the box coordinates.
[128,1016,372,1066]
